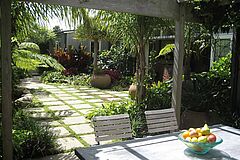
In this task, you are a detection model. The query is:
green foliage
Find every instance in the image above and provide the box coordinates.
[157,44,175,57]
[19,42,40,53]
[41,71,91,86]
[182,53,231,112]
[13,42,65,71]
[86,100,145,137]
[110,76,134,91]
[0,110,58,159]
[144,81,172,110]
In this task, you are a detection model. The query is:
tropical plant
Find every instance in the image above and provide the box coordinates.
[75,9,106,73]
[12,42,65,71]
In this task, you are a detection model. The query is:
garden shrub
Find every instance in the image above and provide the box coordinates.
[86,100,145,137]
[144,80,172,110]
[41,71,91,86]
[0,110,58,159]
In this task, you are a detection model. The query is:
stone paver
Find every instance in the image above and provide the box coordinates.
[52,127,70,136]
[48,105,71,111]
[54,110,80,117]
[69,124,94,134]
[65,100,84,105]
[79,95,95,99]
[58,96,79,100]
[57,137,84,150]
[71,104,93,109]
[79,109,91,115]
[43,101,65,106]
[107,97,122,101]
[87,99,103,103]
[80,134,97,145]
[21,77,130,157]
[63,116,89,125]
[98,94,113,98]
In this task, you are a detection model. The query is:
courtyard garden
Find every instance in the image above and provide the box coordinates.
[1,0,240,159]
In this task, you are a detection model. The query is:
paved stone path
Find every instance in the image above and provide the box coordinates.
[21,76,130,159]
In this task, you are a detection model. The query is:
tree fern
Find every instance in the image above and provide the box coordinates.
[12,42,64,71]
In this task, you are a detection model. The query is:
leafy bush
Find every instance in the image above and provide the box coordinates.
[144,80,172,110]
[41,71,91,86]
[99,45,135,76]
[182,53,231,112]
[0,110,58,159]
[86,100,145,137]
[110,76,134,91]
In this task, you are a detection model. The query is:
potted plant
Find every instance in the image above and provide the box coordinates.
[90,67,111,89]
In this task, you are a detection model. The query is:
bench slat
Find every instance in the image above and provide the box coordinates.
[145,112,176,119]
[147,121,178,129]
[93,114,129,121]
[93,118,130,126]
[145,108,175,115]
[96,133,132,142]
[148,126,178,133]
[94,123,131,132]
[95,128,132,136]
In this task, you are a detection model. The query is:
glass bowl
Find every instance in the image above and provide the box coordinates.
[178,133,223,155]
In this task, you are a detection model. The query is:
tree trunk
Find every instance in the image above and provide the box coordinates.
[231,26,240,116]
[93,39,99,74]
[184,25,192,80]
[136,16,146,104]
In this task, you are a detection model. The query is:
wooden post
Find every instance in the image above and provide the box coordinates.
[231,26,240,115]
[172,3,185,127]
[1,0,13,159]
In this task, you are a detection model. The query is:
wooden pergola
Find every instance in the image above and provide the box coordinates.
[1,0,238,159]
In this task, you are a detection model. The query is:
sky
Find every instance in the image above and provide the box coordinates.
[45,17,74,31]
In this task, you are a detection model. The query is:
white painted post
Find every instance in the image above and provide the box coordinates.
[172,3,185,127]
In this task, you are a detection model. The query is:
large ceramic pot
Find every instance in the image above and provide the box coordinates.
[129,84,137,99]
[90,74,111,89]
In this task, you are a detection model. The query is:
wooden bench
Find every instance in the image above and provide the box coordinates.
[92,114,132,145]
[145,108,178,134]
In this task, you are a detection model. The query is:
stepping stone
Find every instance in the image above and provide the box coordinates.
[76,93,88,96]
[38,97,58,102]
[57,85,69,88]
[49,91,66,94]
[52,127,70,137]
[65,100,84,105]
[87,99,103,103]
[64,88,79,91]
[43,101,65,106]
[98,94,113,98]
[65,90,81,93]
[106,98,122,101]
[79,87,91,90]
[48,120,61,126]
[58,96,78,100]
[54,110,80,117]
[90,92,105,95]
[69,124,94,134]
[48,105,71,111]
[79,109,91,115]
[55,93,71,97]
[43,85,57,89]
[94,103,103,107]
[63,116,89,125]
[72,104,93,109]
[25,107,44,112]
[84,90,99,92]
[114,93,129,97]
[105,91,119,94]
[31,112,52,119]
[57,137,84,150]
[79,95,95,99]
[80,134,97,145]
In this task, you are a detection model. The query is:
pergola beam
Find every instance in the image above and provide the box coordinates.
[1,0,13,159]
[24,0,180,19]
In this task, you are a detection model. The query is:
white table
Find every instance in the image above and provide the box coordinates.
[75,125,240,160]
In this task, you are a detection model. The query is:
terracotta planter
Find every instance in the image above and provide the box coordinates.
[90,74,111,89]
[129,84,137,99]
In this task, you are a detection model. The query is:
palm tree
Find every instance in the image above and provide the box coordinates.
[75,9,106,74]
